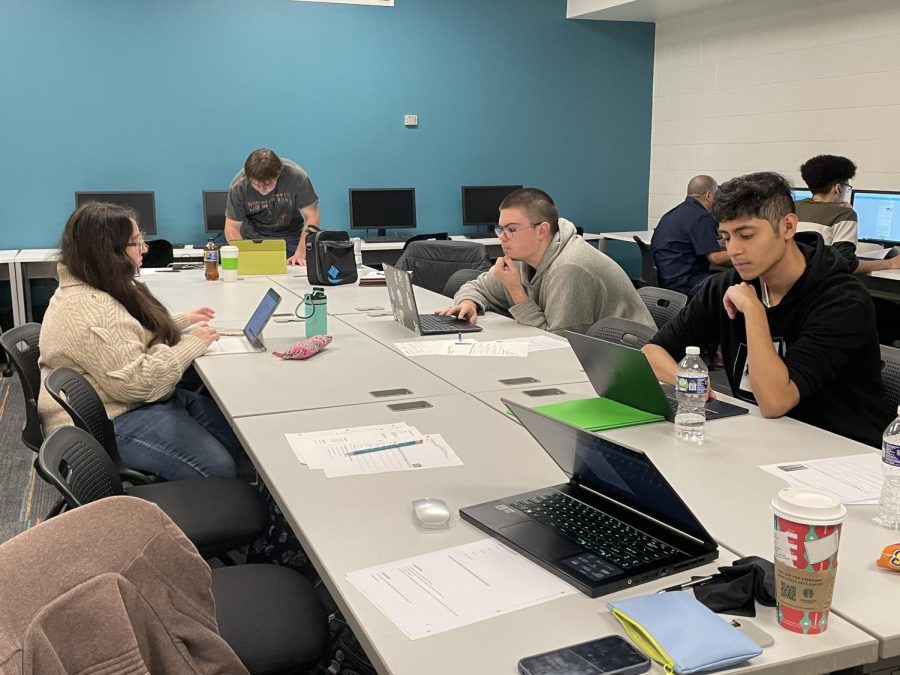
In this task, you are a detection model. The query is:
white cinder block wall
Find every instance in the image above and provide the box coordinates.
[648,0,900,229]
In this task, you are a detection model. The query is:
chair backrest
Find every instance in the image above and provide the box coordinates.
[44,367,121,459]
[142,238,175,268]
[395,240,492,294]
[37,426,125,509]
[882,344,900,413]
[633,236,658,287]
[0,323,43,451]
[401,232,450,252]
[442,268,483,298]
[637,286,688,329]
[585,317,657,349]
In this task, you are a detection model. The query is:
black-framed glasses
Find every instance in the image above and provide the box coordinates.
[494,222,543,237]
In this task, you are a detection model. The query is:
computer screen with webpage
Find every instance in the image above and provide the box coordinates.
[851,190,900,244]
[75,191,157,235]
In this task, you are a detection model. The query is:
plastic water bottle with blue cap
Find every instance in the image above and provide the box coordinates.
[301,287,327,338]
[674,346,708,442]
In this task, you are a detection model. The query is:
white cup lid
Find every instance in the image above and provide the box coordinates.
[220,245,239,253]
[770,487,846,525]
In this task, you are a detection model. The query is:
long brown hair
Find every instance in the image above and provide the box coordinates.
[60,202,181,347]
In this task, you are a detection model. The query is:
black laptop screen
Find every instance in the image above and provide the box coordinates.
[244,289,281,342]
[506,400,710,542]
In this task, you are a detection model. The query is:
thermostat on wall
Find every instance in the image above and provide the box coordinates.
[404,114,418,127]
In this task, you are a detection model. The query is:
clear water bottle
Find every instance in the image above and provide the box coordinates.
[876,406,900,529]
[351,237,363,267]
[674,346,708,442]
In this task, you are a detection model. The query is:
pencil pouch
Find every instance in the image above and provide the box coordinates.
[272,335,332,360]
[606,591,761,674]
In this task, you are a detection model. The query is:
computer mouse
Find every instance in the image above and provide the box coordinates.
[885,246,900,259]
[412,498,451,529]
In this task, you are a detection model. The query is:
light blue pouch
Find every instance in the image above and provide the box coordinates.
[606,591,762,674]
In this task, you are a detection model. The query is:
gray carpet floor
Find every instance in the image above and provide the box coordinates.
[0,375,61,543]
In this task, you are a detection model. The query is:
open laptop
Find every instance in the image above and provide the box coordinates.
[383,263,482,335]
[566,331,748,422]
[206,288,282,354]
[460,400,718,597]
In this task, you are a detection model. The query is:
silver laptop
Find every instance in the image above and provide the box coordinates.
[207,288,282,354]
[382,263,482,335]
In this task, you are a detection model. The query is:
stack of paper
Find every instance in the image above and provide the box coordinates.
[395,339,530,358]
[358,270,386,286]
[759,453,883,504]
[285,422,463,478]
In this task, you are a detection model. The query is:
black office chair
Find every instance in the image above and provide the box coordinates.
[142,238,175,268]
[401,231,450,252]
[38,425,267,562]
[43,367,154,485]
[584,317,657,349]
[633,236,658,287]
[396,240,492,295]
[442,268,483,298]
[637,286,688,329]
[882,344,900,412]
[0,323,44,452]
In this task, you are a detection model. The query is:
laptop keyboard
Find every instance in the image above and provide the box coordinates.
[511,492,678,572]
[418,314,479,332]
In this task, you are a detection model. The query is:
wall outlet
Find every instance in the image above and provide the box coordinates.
[404,114,418,127]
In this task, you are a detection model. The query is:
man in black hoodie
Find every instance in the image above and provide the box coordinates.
[644,172,890,448]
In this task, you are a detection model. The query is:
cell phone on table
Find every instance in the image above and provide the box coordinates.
[518,635,650,675]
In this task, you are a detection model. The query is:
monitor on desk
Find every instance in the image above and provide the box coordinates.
[75,191,157,235]
[792,188,812,203]
[851,190,900,245]
[349,188,416,238]
[461,185,523,233]
[202,190,229,233]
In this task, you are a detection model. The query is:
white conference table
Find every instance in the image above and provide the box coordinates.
[232,394,877,675]
[142,269,888,673]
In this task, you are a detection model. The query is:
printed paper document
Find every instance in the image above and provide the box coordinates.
[346,539,578,639]
[759,453,882,504]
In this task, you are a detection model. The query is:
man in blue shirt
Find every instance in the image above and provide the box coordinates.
[651,175,731,295]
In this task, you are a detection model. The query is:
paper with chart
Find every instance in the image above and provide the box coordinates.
[285,422,463,477]
[759,453,883,504]
[394,339,529,357]
[346,539,578,639]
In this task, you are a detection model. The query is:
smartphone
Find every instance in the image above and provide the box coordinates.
[518,635,650,675]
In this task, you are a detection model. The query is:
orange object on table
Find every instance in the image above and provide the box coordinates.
[877,543,900,571]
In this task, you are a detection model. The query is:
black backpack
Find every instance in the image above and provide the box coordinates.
[306,230,358,286]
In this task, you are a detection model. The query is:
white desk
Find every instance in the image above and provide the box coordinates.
[232,394,877,675]
[597,230,651,253]
[269,269,401,316]
[0,250,20,328]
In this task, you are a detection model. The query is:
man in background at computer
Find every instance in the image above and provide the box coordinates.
[437,188,654,336]
[794,154,900,275]
[643,172,889,447]
[224,148,320,265]
[650,175,732,296]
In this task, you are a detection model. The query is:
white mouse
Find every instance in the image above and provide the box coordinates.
[412,498,451,529]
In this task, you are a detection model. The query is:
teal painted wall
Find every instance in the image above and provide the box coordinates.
[0,0,654,251]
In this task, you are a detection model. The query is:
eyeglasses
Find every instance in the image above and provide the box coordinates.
[126,232,147,249]
[494,222,543,237]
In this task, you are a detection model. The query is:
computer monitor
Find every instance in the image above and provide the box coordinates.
[348,188,416,237]
[850,190,900,245]
[461,185,523,233]
[203,190,229,233]
[792,188,812,203]
[75,191,157,236]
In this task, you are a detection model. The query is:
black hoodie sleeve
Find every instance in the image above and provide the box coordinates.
[783,286,874,401]
[649,275,722,359]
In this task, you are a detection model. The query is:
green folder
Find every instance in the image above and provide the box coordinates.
[533,396,664,432]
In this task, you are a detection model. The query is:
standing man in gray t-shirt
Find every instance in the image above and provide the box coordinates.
[224,148,320,265]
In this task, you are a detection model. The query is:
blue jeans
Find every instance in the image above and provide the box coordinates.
[113,389,243,481]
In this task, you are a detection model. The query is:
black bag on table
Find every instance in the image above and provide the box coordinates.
[306,230,358,286]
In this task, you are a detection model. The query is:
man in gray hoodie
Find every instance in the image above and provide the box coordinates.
[438,188,655,335]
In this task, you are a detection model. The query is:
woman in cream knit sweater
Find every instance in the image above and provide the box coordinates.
[37,202,244,480]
